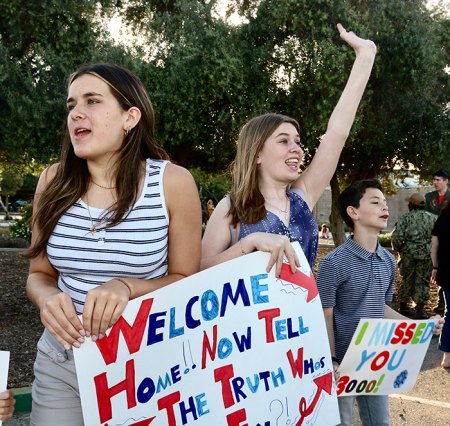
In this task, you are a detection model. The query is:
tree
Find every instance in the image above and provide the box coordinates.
[223,0,450,244]
[2,0,448,245]
[0,0,124,164]
[114,0,252,170]
[0,165,24,217]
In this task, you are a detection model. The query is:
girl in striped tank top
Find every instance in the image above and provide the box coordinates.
[25,64,202,425]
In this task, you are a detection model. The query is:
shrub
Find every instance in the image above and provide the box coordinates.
[189,168,231,222]
[378,231,392,248]
[9,204,32,243]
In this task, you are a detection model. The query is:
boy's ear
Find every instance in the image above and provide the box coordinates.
[346,205,359,222]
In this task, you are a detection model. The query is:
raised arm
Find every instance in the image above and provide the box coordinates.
[293,23,377,209]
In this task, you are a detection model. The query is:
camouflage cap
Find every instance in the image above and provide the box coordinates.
[407,192,425,206]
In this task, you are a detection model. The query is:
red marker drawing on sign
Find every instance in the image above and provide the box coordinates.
[129,418,156,426]
[279,264,318,302]
[104,417,156,426]
[296,372,333,426]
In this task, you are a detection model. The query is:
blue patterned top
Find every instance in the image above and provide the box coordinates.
[237,188,319,268]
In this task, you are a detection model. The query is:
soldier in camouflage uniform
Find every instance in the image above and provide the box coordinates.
[392,192,436,318]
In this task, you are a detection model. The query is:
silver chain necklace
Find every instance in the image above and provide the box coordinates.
[265,196,289,221]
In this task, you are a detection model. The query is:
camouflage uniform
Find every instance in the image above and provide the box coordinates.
[391,209,436,304]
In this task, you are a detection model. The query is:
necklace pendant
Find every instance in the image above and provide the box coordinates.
[90,225,97,235]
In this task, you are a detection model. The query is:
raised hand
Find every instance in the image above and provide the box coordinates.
[337,23,377,57]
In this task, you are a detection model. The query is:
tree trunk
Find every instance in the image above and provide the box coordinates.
[0,195,8,216]
[329,173,346,247]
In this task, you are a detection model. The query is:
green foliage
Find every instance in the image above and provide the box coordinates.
[9,203,33,242]
[378,231,392,248]
[336,0,450,181]
[0,166,24,197]
[189,167,231,220]
[1,0,449,196]
[0,0,122,163]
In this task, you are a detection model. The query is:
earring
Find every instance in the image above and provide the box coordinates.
[125,126,131,136]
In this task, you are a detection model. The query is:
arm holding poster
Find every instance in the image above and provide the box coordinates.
[24,63,202,425]
[323,307,341,382]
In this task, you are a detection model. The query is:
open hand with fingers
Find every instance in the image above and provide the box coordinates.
[240,232,300,277]
[39,291,85,350]
[337,23,377,57]
[82,279,131,342]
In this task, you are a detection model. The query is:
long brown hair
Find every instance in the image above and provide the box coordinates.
[27,63,169,258]
[228,113,300,226]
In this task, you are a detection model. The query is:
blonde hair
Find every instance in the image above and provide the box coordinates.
[228,113,300,226]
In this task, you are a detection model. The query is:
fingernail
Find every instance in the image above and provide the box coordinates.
[91,335,97,342]
[73,341,81,348]
[79,330,86,337]
[98,333,104,340]
[64,343,71,351]
[85,331,91,337]
[78,337,85,343]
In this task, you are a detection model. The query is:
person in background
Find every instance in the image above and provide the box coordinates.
[431,201,450,368]
[425,168,450,215]
[207,199,215,217]
[320,224,331,239]
[0,390,15,421]
[202,24,377,275]
[317,179,443,426]
[25,63,202,425]
[391,192,436,319]
[425,167,450,315]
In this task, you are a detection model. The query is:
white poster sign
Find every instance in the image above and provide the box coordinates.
[74,243,340,425]
[338,318,436,396]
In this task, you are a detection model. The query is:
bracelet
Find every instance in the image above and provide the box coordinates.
[433,266,438,270]
[239,239,247,256]
[116,278,132,298]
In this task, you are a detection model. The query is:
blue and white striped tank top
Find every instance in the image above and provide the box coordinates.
[47,159,169,314]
